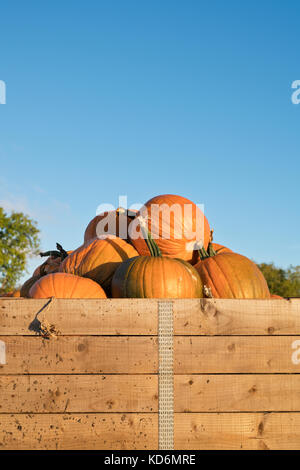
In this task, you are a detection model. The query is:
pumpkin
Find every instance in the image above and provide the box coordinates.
[192,242,233,264]
[20,275,41,298]
[33,256,62,277]
[29,273,107,299]
[84,207,137,244]
[271,294,284,299]
[128,194,210,264]
[33,244,72,277]
[60,235,138,293]
[195,249,270,299]
[112,226,203,298]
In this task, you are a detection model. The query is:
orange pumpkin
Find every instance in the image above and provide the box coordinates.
[84,207,137,244]
[60,236,138,292]
[112,228,203,298]
[192,242,233,264]
[195,251,270,299]
[29,273,107,299]
[33,256,62,277]
[271,294,284,299]
[128,194,210,264]
[33,244,72,277]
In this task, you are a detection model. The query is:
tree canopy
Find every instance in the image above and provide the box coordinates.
[257,262,300,298]
[0,208,40,293]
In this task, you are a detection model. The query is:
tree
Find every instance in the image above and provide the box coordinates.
[0,208,40,293]
[257,262,300,297]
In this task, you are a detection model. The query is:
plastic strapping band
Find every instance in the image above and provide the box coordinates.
[158,300,174,450]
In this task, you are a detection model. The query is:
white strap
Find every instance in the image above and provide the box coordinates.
[158,301,174,450]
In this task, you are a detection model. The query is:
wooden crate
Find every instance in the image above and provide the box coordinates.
[1,297,300,450]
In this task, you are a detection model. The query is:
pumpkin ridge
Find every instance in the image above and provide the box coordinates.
[215,254,243,298]
[205,258,228,298]
[79,240,98,274]
[106,238,132,260]
[216,255,239,298]
[125,256,138,298]
[201,260,218,297]
[142,257,149,298]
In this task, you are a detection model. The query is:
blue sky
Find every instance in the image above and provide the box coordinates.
[0,0,299,280]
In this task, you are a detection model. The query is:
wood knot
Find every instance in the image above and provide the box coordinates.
[258,421,264,435]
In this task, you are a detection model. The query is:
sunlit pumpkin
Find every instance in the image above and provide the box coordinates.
[128,194,210,264]
[29,273,107,299]
[84,207,137,243]
[60,235,138,292]
[194,249,270,299]
[33,244,72,277]
[112,226,203,298]
[33,256,62,277]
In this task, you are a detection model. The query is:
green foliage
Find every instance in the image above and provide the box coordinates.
[0,208,40,294]
[257,263,300,298]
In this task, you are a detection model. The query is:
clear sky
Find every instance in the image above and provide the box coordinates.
[0,0,299,280]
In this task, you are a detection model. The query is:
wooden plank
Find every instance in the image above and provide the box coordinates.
[174,336,300,373]
[0,336,158,374]
[175,375,300,412]
[1,298,300,336]
[2,412,300,449]
[1,335,300,374]
[0,375,158,413]
[174,298,300,335]
[2,374,300,413]
[0,413,157,450]
[0,298,157,335]
[174,412,300,450]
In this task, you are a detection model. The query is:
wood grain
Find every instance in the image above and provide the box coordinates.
[1,335,299,374]
[0,413,157,450]
[2,412,300,449]
[174,412,300,449]
[1,298,300,336]
[0,298,157,335]
[174,336,300,373]
[174,298,300,335]
[0,375,158,413]
[0,336,158,374]
[174,375,300,412]
[2,374,300,413]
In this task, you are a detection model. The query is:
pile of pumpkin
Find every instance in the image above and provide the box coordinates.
[17,194,280,300]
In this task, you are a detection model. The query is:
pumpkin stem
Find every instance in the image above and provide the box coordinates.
[40,250,62,258]
[56,243,69,260]
[198,246,210,260]
[139,218,162,257]
[207,242,217,257]
[198,243,217,260]
[40,243,68,260]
